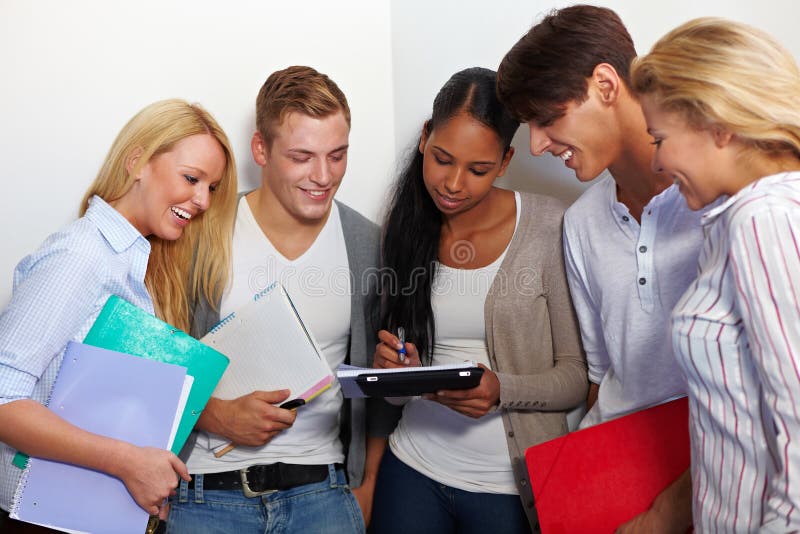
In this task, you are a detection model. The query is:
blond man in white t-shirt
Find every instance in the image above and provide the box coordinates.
[169,66,398,534]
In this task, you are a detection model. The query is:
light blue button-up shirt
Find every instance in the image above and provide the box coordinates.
[563,175,704,429]
[0,195,153,511]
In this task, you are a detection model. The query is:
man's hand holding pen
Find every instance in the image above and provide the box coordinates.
[199,390,297,448]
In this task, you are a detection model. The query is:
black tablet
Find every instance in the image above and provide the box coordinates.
[354,366,484,397]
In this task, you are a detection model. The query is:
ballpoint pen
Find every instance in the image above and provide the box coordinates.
[397,326,406,363]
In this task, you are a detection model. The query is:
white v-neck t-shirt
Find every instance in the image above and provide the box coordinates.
[188,197,350,472]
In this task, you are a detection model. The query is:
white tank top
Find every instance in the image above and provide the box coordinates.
[389,192,520,494]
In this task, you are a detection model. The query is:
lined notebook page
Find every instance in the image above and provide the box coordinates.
[201,282,333,401]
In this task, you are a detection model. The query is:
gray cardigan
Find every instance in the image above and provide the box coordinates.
[487,192,588,526]
[190,200,399,487]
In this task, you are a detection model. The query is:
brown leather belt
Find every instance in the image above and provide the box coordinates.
[189,463,341,497]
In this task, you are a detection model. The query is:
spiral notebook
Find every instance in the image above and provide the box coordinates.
[200,282,334,451]
[10,342,188,534]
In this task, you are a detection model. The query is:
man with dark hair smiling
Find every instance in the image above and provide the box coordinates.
[498,5,700,532]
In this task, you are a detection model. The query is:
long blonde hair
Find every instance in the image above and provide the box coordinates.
[631,17,800,159]
[80,99,237,332]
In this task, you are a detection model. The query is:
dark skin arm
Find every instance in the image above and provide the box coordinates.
[587,382,599,411]
[350,436,388,527]
[615,469,692,533]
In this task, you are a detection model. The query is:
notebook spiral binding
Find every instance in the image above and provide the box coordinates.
[208,312,237,335]
[210,282,279,335]
[9,345,75,517]
[252,281,278,302]
[9,445,34,518]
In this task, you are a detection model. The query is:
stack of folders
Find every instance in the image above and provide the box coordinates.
[200,282,334,455]
[10,296,230,533]
[83,295,230,455]
[11,342,191,533]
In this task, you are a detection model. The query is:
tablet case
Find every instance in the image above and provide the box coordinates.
[353,367,484,397]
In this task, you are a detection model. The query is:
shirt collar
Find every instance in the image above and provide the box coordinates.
[648,182,681,208]
[606,175,681,216]
[84,195,150,254]
[701,172,792,226]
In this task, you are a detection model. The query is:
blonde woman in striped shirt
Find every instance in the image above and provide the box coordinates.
[632,18,800,532]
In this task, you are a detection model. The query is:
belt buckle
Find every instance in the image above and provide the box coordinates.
[240,467,277,498]
[145,515,160,534]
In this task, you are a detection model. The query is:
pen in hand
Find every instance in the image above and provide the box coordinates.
[397,327,406,363]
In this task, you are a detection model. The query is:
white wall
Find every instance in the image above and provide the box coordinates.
[390,0,798,429]
[0,0,395,306]
[2,0,799,306]
[390,0,800,211]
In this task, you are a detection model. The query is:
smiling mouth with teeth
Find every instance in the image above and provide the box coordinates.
[171,206,191,220]
[560,149,574,161]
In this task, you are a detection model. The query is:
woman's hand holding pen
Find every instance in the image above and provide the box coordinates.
[110,443,190,515]
[424,363,500,419]
[374,329,421,369]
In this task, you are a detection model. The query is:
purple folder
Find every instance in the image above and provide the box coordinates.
[10,341,187,533]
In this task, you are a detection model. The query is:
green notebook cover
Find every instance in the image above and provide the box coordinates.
[82,295,229,455]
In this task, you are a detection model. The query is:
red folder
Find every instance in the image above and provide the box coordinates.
[525,397,690,534]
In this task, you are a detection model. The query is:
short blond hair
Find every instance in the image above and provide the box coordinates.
[631,17,800,158]
[81,99,237,332]
[255,65,350,144]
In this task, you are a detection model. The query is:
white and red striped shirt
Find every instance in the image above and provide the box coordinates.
[672,171,800,532]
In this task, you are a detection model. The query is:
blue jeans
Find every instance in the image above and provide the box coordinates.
[166,464,364,534]
[370,449,532,534]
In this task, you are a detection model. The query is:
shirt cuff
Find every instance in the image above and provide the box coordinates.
[587,367,606,385]
[0,363,37,406]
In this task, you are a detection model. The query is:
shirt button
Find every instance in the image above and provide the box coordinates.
[520,479,527,486]
[622,215,629,222]
[508,431,515,438]
[639,277,646,285]
[639,246,647,253]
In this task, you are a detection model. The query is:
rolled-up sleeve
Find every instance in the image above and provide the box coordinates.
[0,248,104,405]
